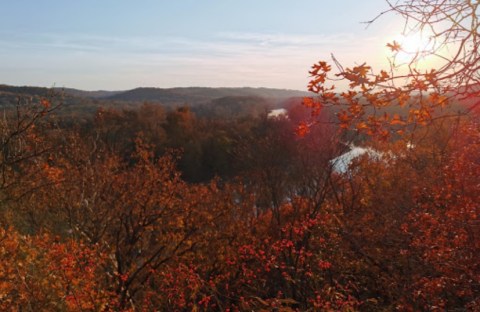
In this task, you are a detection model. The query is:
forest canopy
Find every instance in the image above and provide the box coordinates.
[0,0,478,311]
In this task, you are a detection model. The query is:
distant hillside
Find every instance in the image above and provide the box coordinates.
[0,84,56,97]
[57,88,123,99]
[0,84,312,120]
[0,85,97,100]
[106,87,311,105]
[192,96,272,119]
[0,84,78,108]
[0,84,310,104]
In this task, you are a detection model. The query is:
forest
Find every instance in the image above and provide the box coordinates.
[0,0,479,311]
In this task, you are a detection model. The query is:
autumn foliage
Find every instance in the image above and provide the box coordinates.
[0,89,477,311]
[0,1,479,311]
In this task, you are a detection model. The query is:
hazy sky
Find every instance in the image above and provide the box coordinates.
[0,0,406,91]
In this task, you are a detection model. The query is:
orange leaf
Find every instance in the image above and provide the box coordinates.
[295,122,310,137]
[390,114,406,125]
[386,40,401,52]
[40,99,50,108]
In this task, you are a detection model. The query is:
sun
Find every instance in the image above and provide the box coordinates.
[390,32,434,65]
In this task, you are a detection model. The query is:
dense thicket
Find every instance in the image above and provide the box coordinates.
[1,0,479,308]
[0,89,477,311]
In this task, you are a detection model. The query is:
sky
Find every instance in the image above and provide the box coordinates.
[0,0,406,91]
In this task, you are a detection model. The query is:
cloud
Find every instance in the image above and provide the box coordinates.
[216,31,359,47]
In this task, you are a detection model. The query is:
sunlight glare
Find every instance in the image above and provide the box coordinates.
[392,32,434,65]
